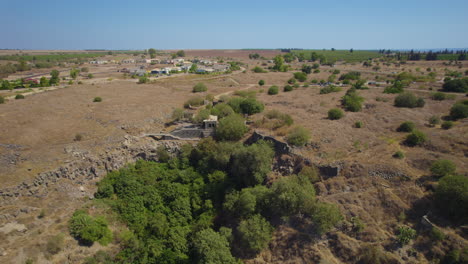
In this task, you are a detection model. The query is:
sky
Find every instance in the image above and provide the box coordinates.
[2,0,468,50]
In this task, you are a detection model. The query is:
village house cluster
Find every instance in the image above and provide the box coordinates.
[90,57,231,76]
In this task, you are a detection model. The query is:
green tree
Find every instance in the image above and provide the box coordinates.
[270,175,316,216]
[192,229,237,264]
[50,70,60,85]
[258,79,265,86]
[229,141,274,187]
[237,214,273,253]
[286,126,310,146]
[176,50,185,57]
[273,55,286,72]
[189,63,198,73]
[210,103,234,118]
[239,97,264,115]
[148,48,157,58]
[435,175,468,222]
[216,114,248,141]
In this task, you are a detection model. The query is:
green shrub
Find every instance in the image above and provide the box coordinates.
[193,82,207,93]
[299,166,320,183]
[313,69,320,73]
[449,101,468,119]
[46,233,64,255]
[354,121,363,128]
[393,151,405,159]
[192,228,237,264]
[441,121,454,129]
[383,81,404,94]
[339,71,361,81]
[138,76,148,84]
[0,96,4,104]
[264,110,293,127]
[428,115,441,126]
[252,66,266,73]
[396,226,416,245]
[342,88,364,112]
[311,203,343,235]
[83,250,113,264]
[286,126,310,146]
[442,77,468,93]
[287,78,296,84]
[430,227,445,242]
[320,85,341,94]
[270,174,316,216]
[358,245,395,264]
[171,108,184,121]
[394,92,425,108]
[216,114,248,141]
[293,72,307,82]
[431,92,447,101]
[328,108,344,120]
[397,121,415,132]
[15,94,25,99]
[74,133,83,141]
[239,97,264,115]
[258,80,265,86]
[268,86,279,95]
[210,103,234,118]
[404,130,427,146]
[435,175,468,222]
[69,210,113,245]
[156,145,171,163]
[283,85,293,92]
[237,214,273,253]
[351,217,365,233]
[430,159,456,178]
[184,96,205,108]
[93,97,102,102]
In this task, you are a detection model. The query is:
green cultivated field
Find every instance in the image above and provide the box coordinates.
[291,50,383,63]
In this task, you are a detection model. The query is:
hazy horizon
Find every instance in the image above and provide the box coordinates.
[3,0,468,50]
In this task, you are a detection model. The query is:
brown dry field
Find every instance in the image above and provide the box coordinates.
[0,51,467,263]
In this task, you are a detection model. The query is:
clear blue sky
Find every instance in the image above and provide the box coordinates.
[2,0,467,50]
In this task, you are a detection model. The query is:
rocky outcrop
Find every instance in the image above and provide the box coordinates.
[0,136,181,204]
